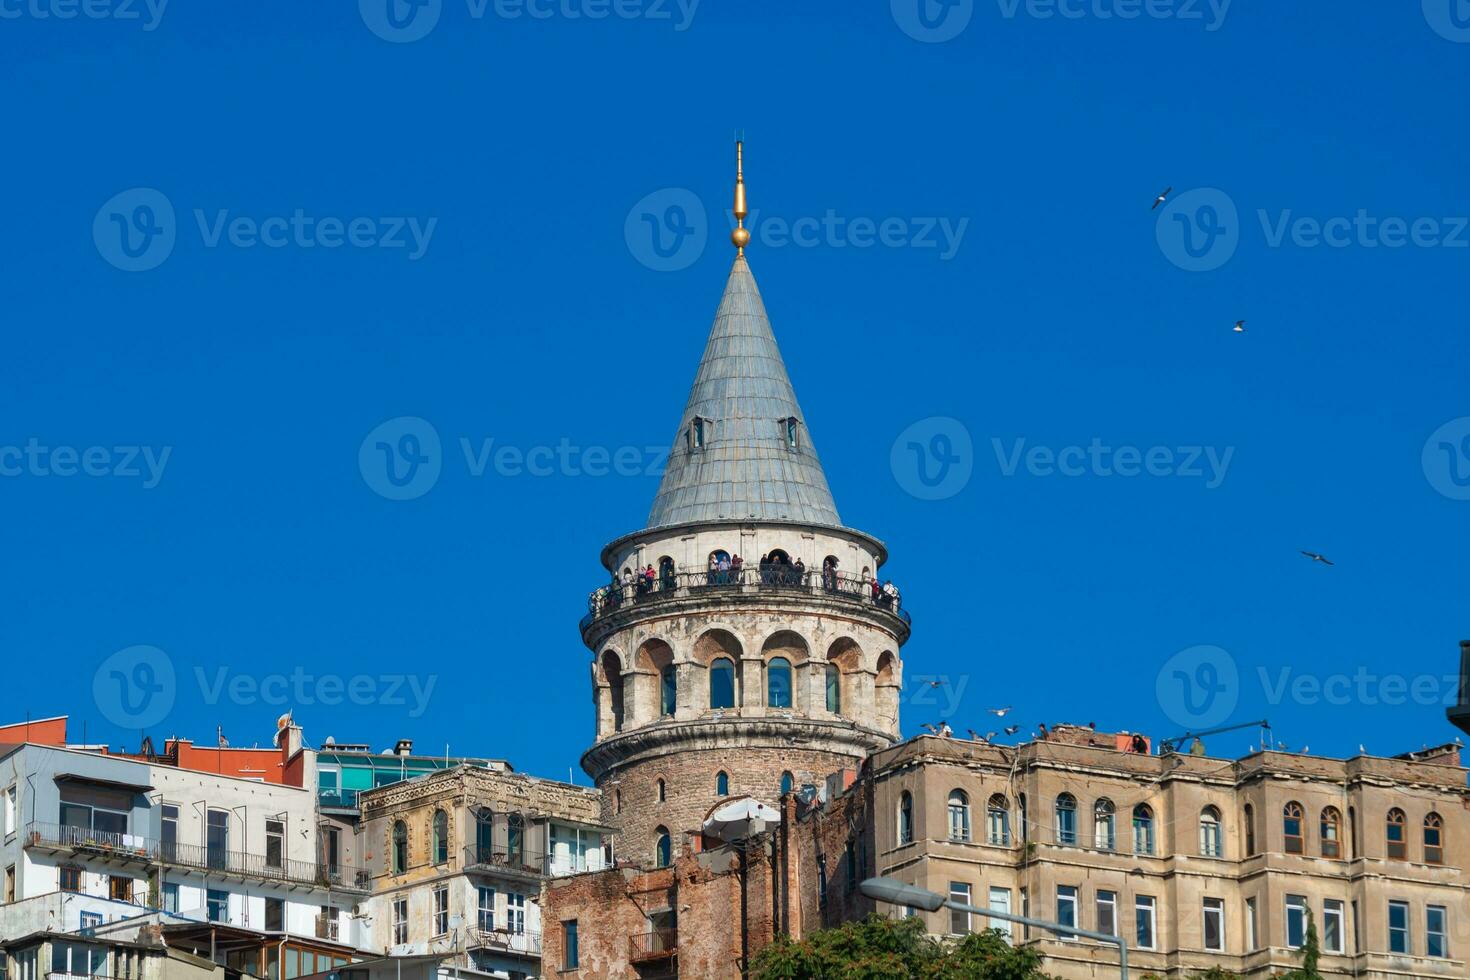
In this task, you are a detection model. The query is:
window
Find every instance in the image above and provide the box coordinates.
[3,785,14,836]
[4,864,15,903]
[392,898,408,945]
[1352,899,1361,953]
[160,804,178,861]
[1283,801,1304,854]
[656,779,666,803]
[391,820,408,873]
[1428,905,1448,958]
[563,920,580,970]
[825,664,841,714]
[162,882,179,913]
[1132,804,1155,855]
[51,941,106,978]
[845,839,857,885]
[507,893,526,934]
[109,876,132,901]
[1386,808,1407,859]
[1202,897,1224,951]
[59,866,81,892]
[1018,794,1028,844]
[1425,812,1444,864]
[1286,894,1308,949]
[780,771,794,795]
[948,882,971,935]
[660,665,677,716]
[716,771,729,796]
[783,417,799,450]
[80,911,102,933]
[690,418,706,450]
[986,794,1010,845]
[1020,888,1030,941]
[507,813,524,862]
[265,819,285,869]
[654,826,671,868]
[766,657,792,708]
[477,886,496,931]
[817,856,827,905]
[265,897,284,932]
[1243,803,1256,856]
[1388,900,1409,954]
[1095,890,1117,937]
[709,658,735,709]
[947,790,970,842]
[206,809,228,870]
[433,885,449,936]
[898,792,914,845]
[1093,798,1116,850]
[1135,895,1156,950]
[1199,806,1222,857]
[1322,898,1344,954]
[433,809,449,865]
[207,889,229,923]
[988,887,1013,941]
[1321,807,1341,859]
[1056,886,1078,939]
[1055,793,1077,845]
[1245,896,1259,951]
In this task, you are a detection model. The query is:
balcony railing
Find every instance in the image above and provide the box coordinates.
[469,928,542,955]
[318,789,360,810]
[582,568,910,630]
[628,929,678,962]
[462,845,605,879]
[26,822,368,892]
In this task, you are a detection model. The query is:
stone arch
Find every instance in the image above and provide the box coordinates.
[634,637,677,721]
[827,637,868,723]
[761,629,811,712]
[695,628,744,711]
[875,650,900,733]
[600,650,626,735]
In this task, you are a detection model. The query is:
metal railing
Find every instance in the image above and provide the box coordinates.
[583,568,910,629]
[469,928,542,954]
[463,844,549,877]
[628,929,678,961]
[26,822,368,891]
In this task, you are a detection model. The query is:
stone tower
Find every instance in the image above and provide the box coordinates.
[579,146,910,864]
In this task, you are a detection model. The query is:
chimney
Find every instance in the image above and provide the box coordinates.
[394,739,414,757]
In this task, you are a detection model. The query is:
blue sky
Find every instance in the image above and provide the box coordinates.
[3,1,1468,779]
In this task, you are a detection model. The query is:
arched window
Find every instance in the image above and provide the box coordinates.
[898,791,914,845]
[654,826,671,868]
[1055,793,1077,845]
[432,809,448,865]
[1199,806,1222,857]
[601,651,625,732]
[660,664,677,716]
[1243,803,1256,856]
[716,771,729,796]
[614,789,621,815]
[656,778,666,803]
[1321,807,1342,859]
[1425,812,1444,864]
[1283,802,1305,854]
[767,657,792,708]
[1386,808,1407,859]
[709,658,735,709]
[1093,798,1116,851]
[986,794,1010,846]
[947,790,971,842]
[658,556,676,591]
[474,810,493,863]
[391,820,407,874]
[507,813,524,863]
[1132,804,1155,855]
[780,771,794,795]
[825,664,841,714]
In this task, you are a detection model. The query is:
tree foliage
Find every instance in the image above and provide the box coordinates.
[750,916,1057,980]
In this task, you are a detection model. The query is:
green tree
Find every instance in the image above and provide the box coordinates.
[1277,908,1324,980]
[750,916,1056,980]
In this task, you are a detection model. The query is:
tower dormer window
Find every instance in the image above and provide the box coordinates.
[782,417,799,450]
[689,417,708,451]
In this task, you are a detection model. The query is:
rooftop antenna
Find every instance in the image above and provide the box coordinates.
[731,134,750,254]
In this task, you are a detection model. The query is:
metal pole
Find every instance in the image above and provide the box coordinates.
[940,899,1128,979]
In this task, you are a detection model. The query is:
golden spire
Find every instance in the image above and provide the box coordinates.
[731,137,750,252]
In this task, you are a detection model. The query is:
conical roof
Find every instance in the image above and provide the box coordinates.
[646,254,841,530]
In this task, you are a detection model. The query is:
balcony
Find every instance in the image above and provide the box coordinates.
[469,928,542,956]
[462,845,605,880]
[582,568,910,631]
[26,822,369,893]
[628,929,678,963]
[317,789,360,810]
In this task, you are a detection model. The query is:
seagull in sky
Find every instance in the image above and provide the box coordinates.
[1004,725,1021,736]
[1233,320,1246,333]
[988,706,1013,717]
[1152,186,1172,210]
[1301,550,1335,566]
[921,723,939,735]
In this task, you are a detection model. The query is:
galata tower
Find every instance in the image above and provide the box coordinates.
[579,143,911,864]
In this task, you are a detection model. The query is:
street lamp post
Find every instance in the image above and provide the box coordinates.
[859,877,1129,980]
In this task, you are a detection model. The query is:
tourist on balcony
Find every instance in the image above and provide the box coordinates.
[660,559,677,592]
[793,556,806,586]
[822,556,838,593]
[708,553,719,585]
[731,554,744,582]
[880,580,899,609]
[718,552,732,584]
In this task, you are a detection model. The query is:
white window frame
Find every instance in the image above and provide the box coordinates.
[392,898,408,945]
[1056,886,1078,940]
[1322,898,1344,954]
[432,885,449,937]
[507,893,526,935]
[1286,895,1308,950]
[3,785,15,837]
[477,886,496,932]
[1387,900,1410,955]
[948,882,971,935]
[1427,905,1448,959]
[1202,897,1225,952]
[1245,896,1259,951]
[1135,895,1156,950]
[987,887,1012,942]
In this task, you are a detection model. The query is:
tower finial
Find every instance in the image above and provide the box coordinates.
[731,137,750,253]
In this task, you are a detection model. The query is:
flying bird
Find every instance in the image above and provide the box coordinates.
[1233,320,1245,333]
[1152,186,1172,210]
[921,723,939,734]
[985,731,999,741]
[1301,550,1335,566]
[1003,725,1021,736]
[927,680,944,688]
[988,706,1013,717]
